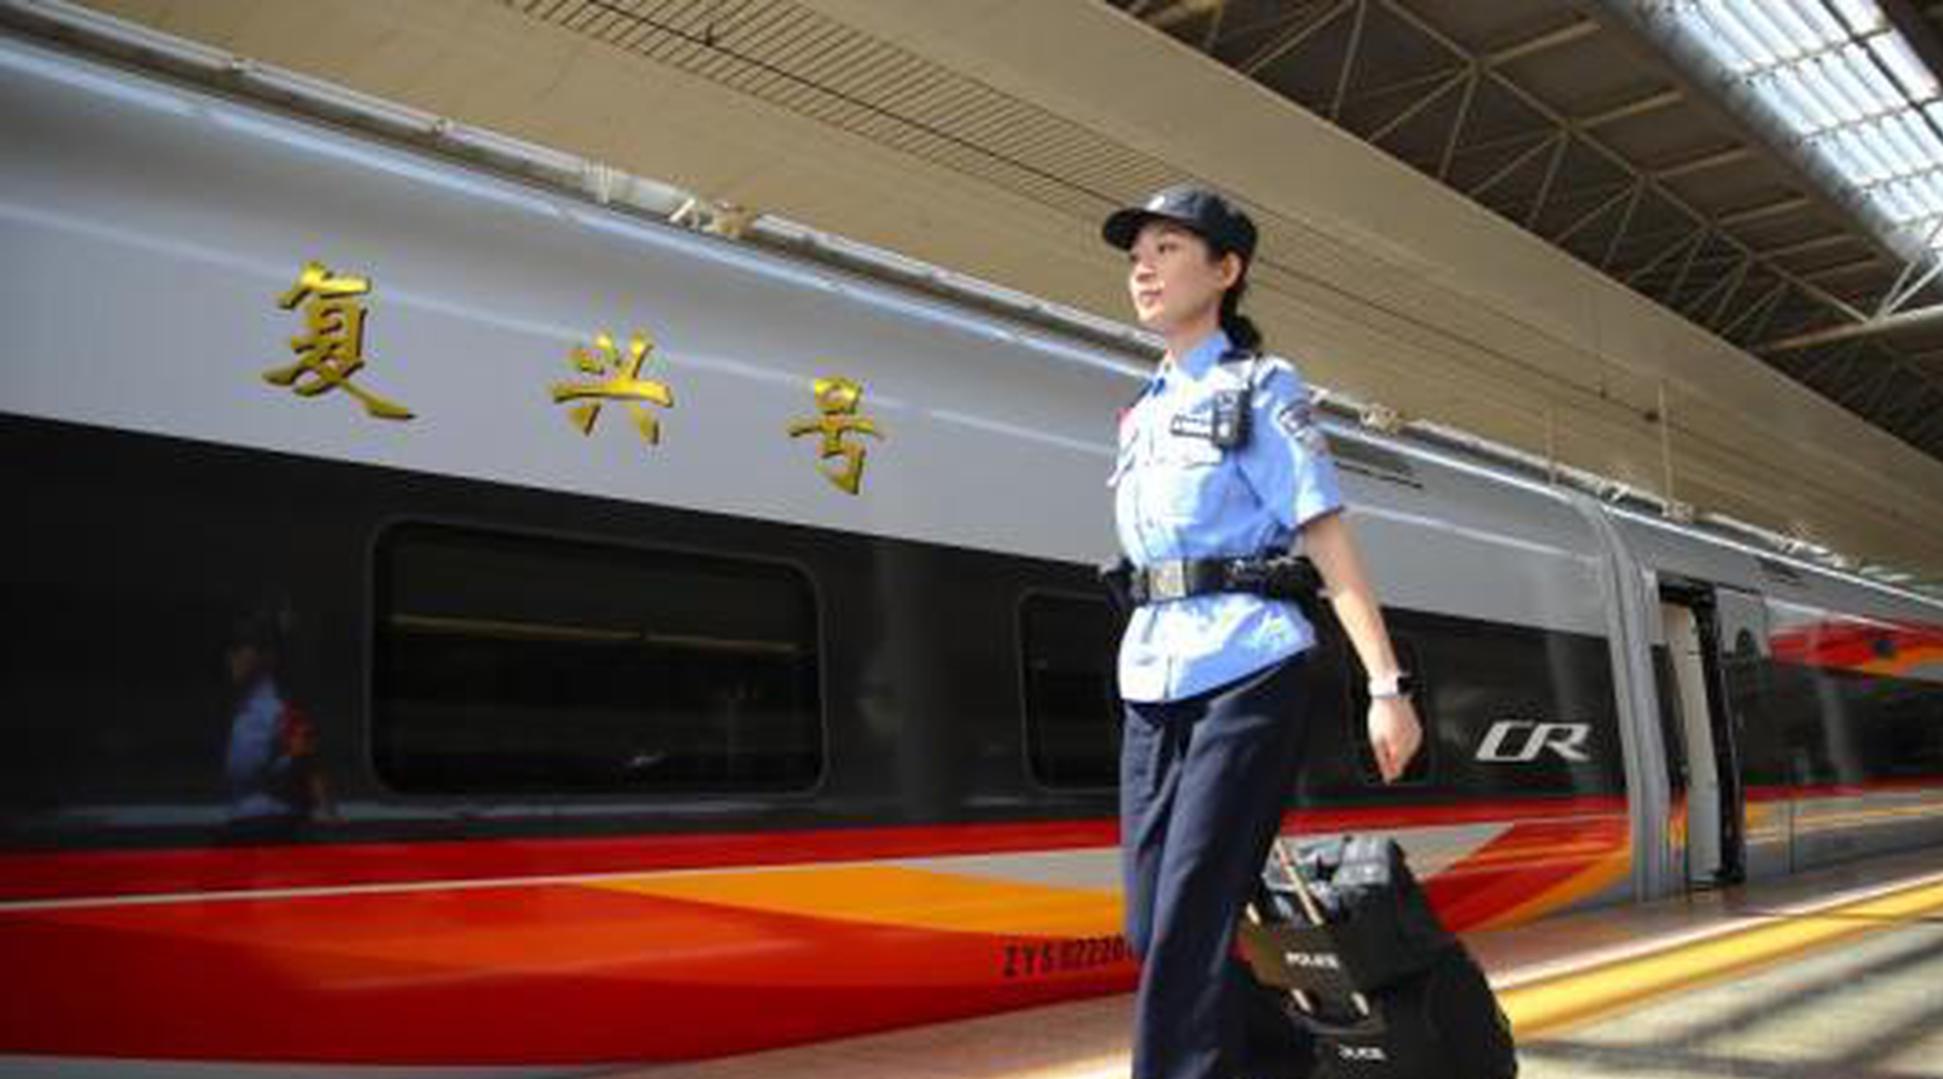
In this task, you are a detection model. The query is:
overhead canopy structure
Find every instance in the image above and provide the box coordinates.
[1117,0,1943,472]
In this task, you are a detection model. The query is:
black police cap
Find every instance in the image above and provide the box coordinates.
[1102,184,1257,261]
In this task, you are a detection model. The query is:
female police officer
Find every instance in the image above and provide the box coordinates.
[1103,184,1424,1079]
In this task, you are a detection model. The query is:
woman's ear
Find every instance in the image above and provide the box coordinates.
[1219,252,1244,290]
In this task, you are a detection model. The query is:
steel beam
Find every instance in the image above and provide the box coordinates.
[1745,282,1794,343]
[1239,0,1353,76]
[1653,145,1753,180]
[1469,131,1561,198]
[1708,254,1755,327]
[1874,251,1943,317]
[1666,226,1713,301]
[1601,181,1647,269]
[1798,253,1881,279]
[1366,71,1465,144]
[1330,0,1369,121]
[1554,182,1638,244]
[1526,134,1570,229]
[1717,195,1812,226]
[1577,88,1684,129]
[1485,18,1599,65]
[1757,233,1860,259]
[1625,227,1706,286]
[1756,300,1943,350]
[1720,280,1790,339]
[1437,70,1479,180]
[1389,0,1869,323]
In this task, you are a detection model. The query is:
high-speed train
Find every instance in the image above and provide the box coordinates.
[2,26,1941,1077]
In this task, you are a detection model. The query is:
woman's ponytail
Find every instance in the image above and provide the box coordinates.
[1218,276,1262,352]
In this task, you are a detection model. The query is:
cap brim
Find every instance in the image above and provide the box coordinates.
[1102,208,1159,250]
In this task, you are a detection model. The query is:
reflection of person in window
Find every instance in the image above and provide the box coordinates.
[224,605,333,838]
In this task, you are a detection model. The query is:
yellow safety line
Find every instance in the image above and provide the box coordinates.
[1500,876,1943,1038]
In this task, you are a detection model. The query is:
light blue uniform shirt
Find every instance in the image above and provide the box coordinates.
[1110,329,1345,703]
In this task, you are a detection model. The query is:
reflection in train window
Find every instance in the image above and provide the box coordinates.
[1020,592,1120,789]
[373,524,822,794]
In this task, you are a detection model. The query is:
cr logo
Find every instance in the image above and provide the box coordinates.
[1476,720,1592,763]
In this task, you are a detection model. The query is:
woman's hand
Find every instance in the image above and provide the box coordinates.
[1367,696,1423,783]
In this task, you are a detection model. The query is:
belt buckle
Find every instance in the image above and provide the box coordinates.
[1151,560,1188,601]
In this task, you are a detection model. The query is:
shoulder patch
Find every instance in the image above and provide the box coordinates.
[1274,398,1330,454]
[1274,398,1312,436]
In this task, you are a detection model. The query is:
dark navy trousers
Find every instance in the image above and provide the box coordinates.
[1121,652,1314,1079]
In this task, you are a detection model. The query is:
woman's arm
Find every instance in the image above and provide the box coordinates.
[1301,510,1423,782]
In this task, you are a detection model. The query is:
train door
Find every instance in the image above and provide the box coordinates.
[1657,581,1749,886]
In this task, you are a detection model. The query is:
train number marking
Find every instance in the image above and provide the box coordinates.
[1476,720,1592,763]
[1000,935,1130,979]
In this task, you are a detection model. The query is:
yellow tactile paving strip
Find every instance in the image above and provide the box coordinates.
[1499,874,1943,1038]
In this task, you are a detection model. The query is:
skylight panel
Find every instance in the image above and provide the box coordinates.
[1876,180,1917,220]
[1840,126,1894,183]
[1843,43,1905,111]
[1899,111,1943,160]
[1769,0,1839,49]
[1878,115,1926,171]
[1781,0,1846,42]
[1869,31,1938,100]
[1823,49,1886,116]
[1734,3,1805,61]
[1828,0,1886,35]
[1674,2,1943,250]
[1919,173,1943,214]
[1694,3,1775,69]
[1768,64,1835,128]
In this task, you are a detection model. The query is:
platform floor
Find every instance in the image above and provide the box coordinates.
[610,847,1943,1079]
[1517,915,1943,1078]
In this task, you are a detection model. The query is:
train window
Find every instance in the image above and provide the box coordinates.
[1020,592,1121,789]
[1310,611,1624,804]
[373,523,822,795]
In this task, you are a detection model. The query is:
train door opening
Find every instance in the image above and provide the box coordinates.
[1658,584,1748,887]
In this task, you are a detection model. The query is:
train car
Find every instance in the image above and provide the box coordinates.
[1612,508,1943,889]
[2,27,1940,1076]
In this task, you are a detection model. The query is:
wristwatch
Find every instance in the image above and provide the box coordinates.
[1367,671,1418,699]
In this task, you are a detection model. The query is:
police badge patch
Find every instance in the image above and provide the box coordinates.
[1274,398,1330,454]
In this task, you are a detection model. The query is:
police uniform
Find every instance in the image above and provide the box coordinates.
[1105,187,1345,1079]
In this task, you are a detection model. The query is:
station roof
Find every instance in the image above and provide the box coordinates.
[1116,0,1943,466]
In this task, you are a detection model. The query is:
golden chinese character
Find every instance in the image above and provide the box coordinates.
[263,260,414,420]
[550,331,673,445]
[789,375,883,495]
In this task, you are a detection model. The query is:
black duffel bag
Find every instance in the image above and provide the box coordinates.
[1238,836,1517,1079]
[1238,835,1454,995]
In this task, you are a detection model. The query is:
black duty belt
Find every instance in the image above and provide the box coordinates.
[1101,554,1323,609]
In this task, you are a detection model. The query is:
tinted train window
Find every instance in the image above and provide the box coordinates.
[1021,593,1121,788]
[374,524,821,794]
[1300,609,1623,805]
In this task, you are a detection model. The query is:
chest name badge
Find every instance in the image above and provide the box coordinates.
[1168,389,1249,448]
